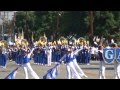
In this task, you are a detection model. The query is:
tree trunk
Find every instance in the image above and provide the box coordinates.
[89,11,94,46]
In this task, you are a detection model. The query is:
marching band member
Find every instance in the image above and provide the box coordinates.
[59,48,82,79]
[0,47,3,67]
[33,47,38,64]
[116,44,120,79]
[55,46,61,63]
[111,39,114,44]
[70,46,88,78]
[37,47,41,65]
[0,47,7,68]
[22,47,39,79]
[61,45,66,58]
[42,46,47,66]
[98,45,105,79]
[46,44,52,66]
[85,47,91,65]
[111,43,120,79]
[80,47,86,64]
[13,47,19,65]
[52,45,56,63]
[8,48,12,61]
[99,42,112,79]
[19,46,24,65]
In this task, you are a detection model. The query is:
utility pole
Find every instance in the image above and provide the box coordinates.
[1,11,5,40]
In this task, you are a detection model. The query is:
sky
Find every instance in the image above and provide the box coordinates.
[0,11,16,25]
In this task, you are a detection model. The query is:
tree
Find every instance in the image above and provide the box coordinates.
[14,11,120,44]
[61,11,88,38]
[15,11,36,40]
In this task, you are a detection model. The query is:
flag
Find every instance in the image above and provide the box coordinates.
[44,32,46,38]
[21,29,24,39]
[30,32,35,47]
[32,32,34,41]
[44,32,47,41]
[15,33,17,42]
[4,67,19,79]
[43,64,59,79]
[18,30,22,40]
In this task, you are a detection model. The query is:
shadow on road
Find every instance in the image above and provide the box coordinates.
[82,67,114,70]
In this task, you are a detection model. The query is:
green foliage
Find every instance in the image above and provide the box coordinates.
[61,11,88,37]
[15,11,120,42]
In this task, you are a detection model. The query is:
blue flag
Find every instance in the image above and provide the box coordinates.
[4,67,19,79]
[43,64,59,79]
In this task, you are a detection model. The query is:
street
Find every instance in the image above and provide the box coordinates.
[0,60,115,79]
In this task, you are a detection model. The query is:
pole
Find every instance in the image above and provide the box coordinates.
[2,11,6,40]
[2,23,4,40]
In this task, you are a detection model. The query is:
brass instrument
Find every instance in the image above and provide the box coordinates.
[0,40,8,48]
[59,36,68,45]
[77,37,86,45]
[71,37,76,45]
[39,36,47,46]
[21,39,28,48]
[52,41,57,45]
[15,39,28,48]
[86,40,89,46]
[15,41,20,49]
[34,41,39,46]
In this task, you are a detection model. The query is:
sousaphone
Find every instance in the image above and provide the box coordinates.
[39,36,47,46]
[77,37,86,45]
[59,36,68,45]
[21,39,28,48]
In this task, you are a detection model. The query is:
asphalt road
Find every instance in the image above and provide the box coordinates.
[0,60,115,79]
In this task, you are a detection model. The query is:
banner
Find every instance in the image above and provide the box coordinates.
[103,48,115,64]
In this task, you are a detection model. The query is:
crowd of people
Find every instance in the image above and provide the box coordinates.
[0,35,119,79]
[0,42,99,68]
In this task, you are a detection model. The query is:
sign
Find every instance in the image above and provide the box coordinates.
[103,48,115,64]
[116,48,120,63]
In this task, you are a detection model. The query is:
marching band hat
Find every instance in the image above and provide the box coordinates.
[71,46,74,49]
[67,48,71,52]
[22,49,27,53]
